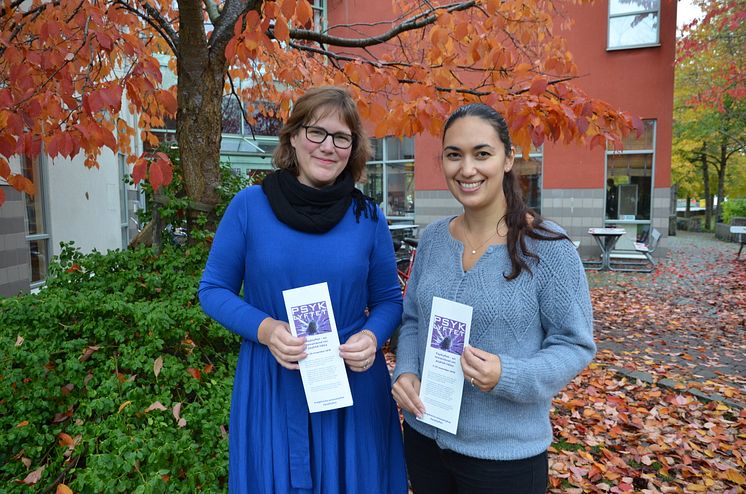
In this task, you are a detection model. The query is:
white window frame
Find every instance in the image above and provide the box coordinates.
[118,153,130,249]
[607,0,660,50]
[23,154,51,287]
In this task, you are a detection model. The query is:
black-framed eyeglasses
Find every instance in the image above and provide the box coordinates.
[302,125,354,149]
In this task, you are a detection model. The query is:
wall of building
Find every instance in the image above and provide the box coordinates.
[330,0,677,254]
[0,99,142,296]
[0,186,31,297]
[46,151,127,256]
[544,0,677,192]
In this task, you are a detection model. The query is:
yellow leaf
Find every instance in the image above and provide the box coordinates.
[118,400,132,413]
[684,484,707,492]
[725,469,746,485]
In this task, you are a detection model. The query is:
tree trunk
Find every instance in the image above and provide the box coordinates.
[685,195,691,216]
[175,0,227,231]
[701,149,712,229]
[715,140,727,225]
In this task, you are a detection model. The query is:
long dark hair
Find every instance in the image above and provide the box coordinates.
[443,103,568,280]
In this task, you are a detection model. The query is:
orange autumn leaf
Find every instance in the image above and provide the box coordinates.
[58,432,75,447]
[56,484,74,494]
[0,157,10,179]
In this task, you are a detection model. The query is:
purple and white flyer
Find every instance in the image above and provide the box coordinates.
[418,297,473,434]
[283,282,353,413]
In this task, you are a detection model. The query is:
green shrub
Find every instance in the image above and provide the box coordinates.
[722,197,746,224]
[136,145,254,245]
[0,243,240,493]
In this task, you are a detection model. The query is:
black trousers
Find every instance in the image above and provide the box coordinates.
[403,422,548,494]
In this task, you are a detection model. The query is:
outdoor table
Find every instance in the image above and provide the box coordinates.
[388,224,419,232]
[730,225,746,258]
[588,227,626,271]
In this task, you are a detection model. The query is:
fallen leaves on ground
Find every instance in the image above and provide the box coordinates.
[387,232,745,493]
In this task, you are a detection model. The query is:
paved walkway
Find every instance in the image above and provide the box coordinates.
[587,231,745,407]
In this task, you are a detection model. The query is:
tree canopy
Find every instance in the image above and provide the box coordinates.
[0,0,641,209]
[673,0,746,224]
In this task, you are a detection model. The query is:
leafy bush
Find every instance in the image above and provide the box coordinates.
[722,197,746,224]
[0,243,240,493]
[136,145,254,244]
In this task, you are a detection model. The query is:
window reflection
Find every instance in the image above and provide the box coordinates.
[606,120,655,222]
[514,156,542,213]
[29,239,48,283]
[22,155,50,283]
[609,13,659,48]
[362,138,415,219]
[609,0,659,15]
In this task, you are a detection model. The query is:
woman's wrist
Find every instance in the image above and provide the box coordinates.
[257,317,276,345]
[359,329,377,348]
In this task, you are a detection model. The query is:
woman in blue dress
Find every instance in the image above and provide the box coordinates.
[199,86,407,493]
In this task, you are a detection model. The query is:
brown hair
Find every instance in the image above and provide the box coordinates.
[443,103,569,280]
[272,86,372,181]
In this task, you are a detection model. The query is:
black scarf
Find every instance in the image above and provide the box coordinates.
[261,169,378,233]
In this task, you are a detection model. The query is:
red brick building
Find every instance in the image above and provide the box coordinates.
[330,0,677,250]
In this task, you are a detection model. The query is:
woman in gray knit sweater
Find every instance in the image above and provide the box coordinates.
[392,103,596,493]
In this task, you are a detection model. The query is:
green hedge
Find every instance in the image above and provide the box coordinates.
[1,243,239,493]
[722,198,746,224]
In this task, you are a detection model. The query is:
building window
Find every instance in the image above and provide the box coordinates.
[361,137,415,220]
[311,0,327,32]
[605,120,656,232]
[221,97,283,138]
[118,154,131,249]
[514,146,543,213]
[608,0,660,50]
[22,155,50,285]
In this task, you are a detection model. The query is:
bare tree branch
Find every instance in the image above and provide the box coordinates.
[286,1,477,48]
[288,41,412,68]
[0,1,59,57]
[141,1,179,46]
[112,0,178,55]
[228,75,256,139]
[0,0,26,18]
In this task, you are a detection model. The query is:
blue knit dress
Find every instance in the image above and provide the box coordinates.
[199,186,407,494]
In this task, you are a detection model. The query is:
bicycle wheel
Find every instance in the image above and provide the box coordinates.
[396,258,411,292]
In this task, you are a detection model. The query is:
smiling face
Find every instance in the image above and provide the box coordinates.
[290,110,353,189]
[441,115,514,213]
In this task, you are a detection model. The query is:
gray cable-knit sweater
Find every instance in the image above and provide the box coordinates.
[393,216,596,461]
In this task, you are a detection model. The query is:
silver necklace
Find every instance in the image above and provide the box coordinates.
[461,220,499,255]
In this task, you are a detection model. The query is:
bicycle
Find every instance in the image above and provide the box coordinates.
[388,237,418,353]
[395,237,418,295]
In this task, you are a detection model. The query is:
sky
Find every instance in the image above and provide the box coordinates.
[677,0,704,29]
